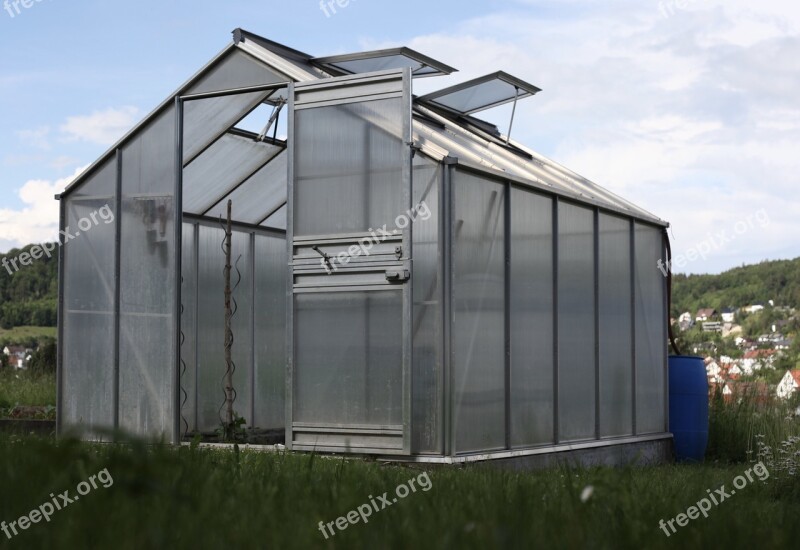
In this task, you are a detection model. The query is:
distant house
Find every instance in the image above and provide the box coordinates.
[735,336,753,348]
[705,358,722,378]
[693,342,718,355]
[774,339,793,351]
[721,308,736,323]
[678,312,693,331]
[2,345,30,369]
[743,304,765,314]
[696,308,717,322]
[742,349,776,374]
[702,321,723,333]
[776,370,800,400]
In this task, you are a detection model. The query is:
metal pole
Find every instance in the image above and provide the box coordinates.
[224,200,234,436]
[506,87,520,144]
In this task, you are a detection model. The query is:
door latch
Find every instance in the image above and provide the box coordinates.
[385,269,411,283]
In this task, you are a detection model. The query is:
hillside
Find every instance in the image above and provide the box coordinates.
[0,244,58,330]
[671,258,800,317]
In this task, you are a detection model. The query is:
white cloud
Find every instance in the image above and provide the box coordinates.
[0,166,87,250]
[398,0,800,273]
[60,106,139,146]
[17,126,51,151]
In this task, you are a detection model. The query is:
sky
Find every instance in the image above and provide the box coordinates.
[0,0,798,274]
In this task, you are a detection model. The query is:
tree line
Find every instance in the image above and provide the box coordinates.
[0,244,58,329]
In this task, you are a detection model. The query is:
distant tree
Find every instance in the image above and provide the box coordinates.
[28,341,57,376]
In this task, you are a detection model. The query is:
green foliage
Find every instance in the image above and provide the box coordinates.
[0,369,56,412]
[671,257,800,317]
[0,326,57,348]
[707,386,800,464]
[0,243,58,329]
[0,434,799,548]
[27,340,57,376]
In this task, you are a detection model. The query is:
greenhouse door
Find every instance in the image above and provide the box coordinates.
[287,69,413,454]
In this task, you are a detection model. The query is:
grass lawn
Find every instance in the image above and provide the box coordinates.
[0,325,56,345]
[0,434,798,549]
[0,370,56,419]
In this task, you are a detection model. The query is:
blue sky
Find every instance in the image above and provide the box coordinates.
[1,0,798,274]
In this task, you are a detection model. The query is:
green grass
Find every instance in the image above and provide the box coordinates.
[707,387,800,464]
[0,325,56,346]
[0,369,56,418]
[0,434,798,549]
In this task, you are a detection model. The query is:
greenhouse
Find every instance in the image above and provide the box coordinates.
[57,28,670,465]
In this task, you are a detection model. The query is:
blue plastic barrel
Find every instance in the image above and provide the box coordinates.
[668,356,709,463]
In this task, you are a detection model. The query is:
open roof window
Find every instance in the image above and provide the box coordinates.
[312,47,457,78]
[419,71,541,115]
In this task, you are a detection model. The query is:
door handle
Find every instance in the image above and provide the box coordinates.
[385,269,411,283]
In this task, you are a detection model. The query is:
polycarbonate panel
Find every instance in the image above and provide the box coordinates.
[421,73,540,115]
[253,233,287,430]
[294,98,404,236]
[314,48,455,78]
[62,159,116,436]
[118,105,176,439]
[599,214,633,438]
[183,133,282,214]
[635,223,667,434]
[432,79,515,113]
[180,223,197,434]
[262,204,287,231]
[557,202,596,443]
[411,156,441,453]
[510,188,554,447]
[205,150,288,224]
[294,291,403,426]
[195,225,254,431]
[187,49,285,95]
[452,170,505,454]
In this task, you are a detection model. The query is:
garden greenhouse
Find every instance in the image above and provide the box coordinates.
[57,29,671,466]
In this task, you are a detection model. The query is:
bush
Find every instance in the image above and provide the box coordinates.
[28,340,57,376]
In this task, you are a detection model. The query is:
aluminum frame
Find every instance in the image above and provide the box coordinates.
[312,47,457,78]
[419,71,541,115]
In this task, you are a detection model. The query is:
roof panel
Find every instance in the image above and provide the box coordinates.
[419,71,541,115]
[313,47,456,78]
[205,150,288,225]
[261,203,287,230]
[183,133,283,215]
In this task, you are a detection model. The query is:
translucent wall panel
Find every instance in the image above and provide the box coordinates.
[253,233,287,430]
[510,188,554,447]
[411,156,441,454]
[62,159,117,436]
[598,214,633,438]
[294,291,403,426]
[180,223,197,434]
[118,106,175,439]
[195,225,253,431]
[294,99,404,236]
[635,223,667,434]
[557,202,596,443]
[452,171,505,454]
